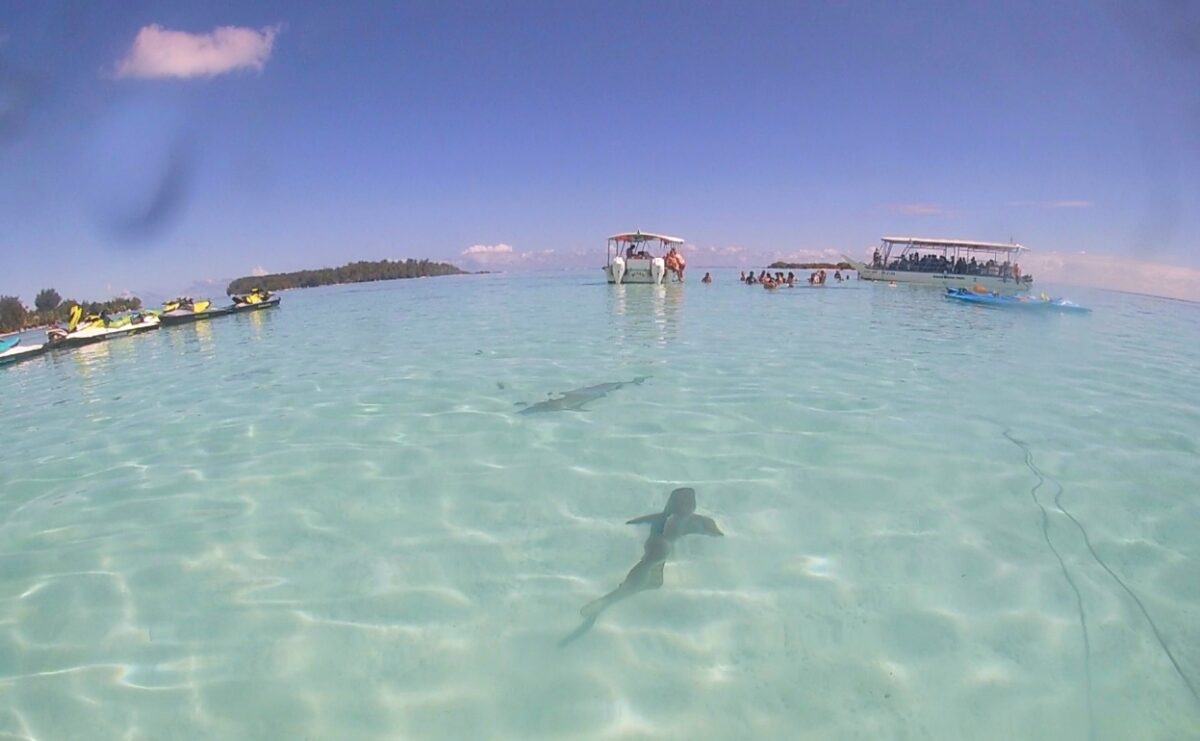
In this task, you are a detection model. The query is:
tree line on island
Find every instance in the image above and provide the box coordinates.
[768,261,853,270]
[226,258,466,295]
[0,290,142,334]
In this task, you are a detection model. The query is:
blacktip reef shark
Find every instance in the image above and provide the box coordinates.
[626,487,724,540]
[558,487,722,648]
[516,376,650,414]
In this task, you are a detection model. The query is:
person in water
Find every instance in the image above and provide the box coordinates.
[701,272,713,283]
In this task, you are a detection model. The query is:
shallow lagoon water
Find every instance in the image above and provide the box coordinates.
[1,272,1198,739]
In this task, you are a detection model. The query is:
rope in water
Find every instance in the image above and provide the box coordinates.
[1004,430,1095,740]
[1005,430,1200,715]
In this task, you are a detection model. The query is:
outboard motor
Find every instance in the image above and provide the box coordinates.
[610,256,626,284]
[651,257,666,285]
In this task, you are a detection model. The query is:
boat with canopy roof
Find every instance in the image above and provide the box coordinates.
[844,237,1033,293]
[605,231,685,285]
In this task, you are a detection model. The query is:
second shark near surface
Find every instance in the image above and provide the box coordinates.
[516,376,650,414]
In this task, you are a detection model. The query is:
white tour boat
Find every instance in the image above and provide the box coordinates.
[605,231,686,285]
[845,237,1033,293]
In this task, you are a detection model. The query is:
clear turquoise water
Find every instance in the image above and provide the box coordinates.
[1,273,1198,740]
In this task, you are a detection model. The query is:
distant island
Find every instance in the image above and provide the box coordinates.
[226,259,466,295]
[768,261,853,270]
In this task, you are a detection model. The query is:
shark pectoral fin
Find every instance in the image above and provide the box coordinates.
[692,514,725,537]
[626,513,666,526]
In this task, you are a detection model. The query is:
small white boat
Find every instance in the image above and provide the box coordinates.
[845,237,1033,294]
[605,231,685,285]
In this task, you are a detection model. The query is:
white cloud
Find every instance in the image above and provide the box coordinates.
[682,243,746,256]
[1008,200,1094,209]
[462,243,513,256]
[114,24,281,79]
[460,243,521,266]
[460,243,567,268]
[1022,251,1200,302]
[251,265,268,276]
[890,202,947,216]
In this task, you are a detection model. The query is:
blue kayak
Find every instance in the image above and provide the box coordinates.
[0,336,19,353]
[944,288,1091,313]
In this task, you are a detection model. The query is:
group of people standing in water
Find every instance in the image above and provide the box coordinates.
[737,269,847,289]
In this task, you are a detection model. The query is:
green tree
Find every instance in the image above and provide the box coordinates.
[0,296,28,333]
[34,288,62,312]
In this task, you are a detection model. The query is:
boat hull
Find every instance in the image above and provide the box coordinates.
[606,257,667,285]
[0,343,48,367]
[845,259,1031,294]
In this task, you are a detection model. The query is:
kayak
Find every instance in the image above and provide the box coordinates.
[48,314,161,348]
[159,305,235,325]
[0,336,19,353]
[944,287,1091,313]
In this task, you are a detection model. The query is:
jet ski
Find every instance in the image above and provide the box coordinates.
[0,339,48,367]
[228,287,281,312]
[158,297,234,325]
[47,305,162,348]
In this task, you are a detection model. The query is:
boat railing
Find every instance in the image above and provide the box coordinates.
[869,256,1030,282]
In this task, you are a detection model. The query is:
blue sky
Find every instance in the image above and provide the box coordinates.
[2,2,1198,301]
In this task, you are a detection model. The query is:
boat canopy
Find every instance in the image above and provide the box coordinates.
[608,231,685,245]
[882,236,1026,254]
